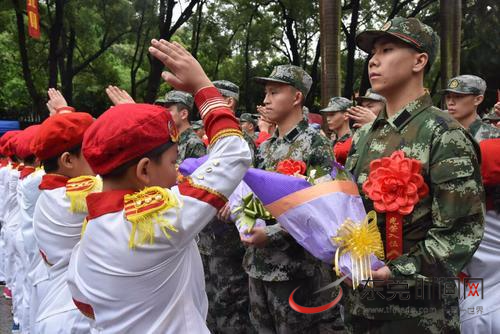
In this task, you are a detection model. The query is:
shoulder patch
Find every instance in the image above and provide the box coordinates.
[66,176,102,213]
[124,186,180,248]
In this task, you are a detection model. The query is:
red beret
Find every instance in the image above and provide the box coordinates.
[480,139,500,186]
[83,103,178,176]
[0,130,22,157]
[15,125,41,159]
[32,112,94,161]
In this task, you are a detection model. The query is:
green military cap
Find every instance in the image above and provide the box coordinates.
[154,97,166,105]
[164,90,194,109]
[483,110,500,122]
[213,80,240,101]
[191,120,204,130]
[356,16,440,67]
[355,88,386,103]
[320,97,353,113]
[442,75,487,95]
[239,113,257,125]
[254,65,313,97]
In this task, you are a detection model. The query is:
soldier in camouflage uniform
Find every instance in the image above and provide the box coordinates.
[213,80,257,165]
[164,90,206,163]
[443,75,500,142]
[197,80,255,333]
[244,65,343,333]
[240,113,259,141]
[344,17,485,333]
[321,97,353,165]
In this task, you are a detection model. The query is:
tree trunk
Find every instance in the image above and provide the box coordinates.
[342,0,360,99]
[320,0,341,106]
[48,0,64,88]
[440,0,455,107]
[451,0,461,76]
[244,6,258,115]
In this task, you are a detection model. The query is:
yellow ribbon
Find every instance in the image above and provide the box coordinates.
[333,211,384,289]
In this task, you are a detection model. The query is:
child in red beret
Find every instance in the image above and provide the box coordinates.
[31,112,98,333]
[66,40,252,333]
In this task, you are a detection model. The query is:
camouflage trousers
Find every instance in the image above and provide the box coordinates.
[248,267,345,334]
[201,253,254,334]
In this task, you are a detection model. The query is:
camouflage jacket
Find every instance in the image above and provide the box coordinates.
[332,131,352,146]
[344,93,485,320]
[243,132,257,166]
[244,118,335,281]
[469,116,500,142]
[177,127,206,164]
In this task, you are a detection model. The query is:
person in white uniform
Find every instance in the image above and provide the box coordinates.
[67,39,252,334]
[31,112,97,334]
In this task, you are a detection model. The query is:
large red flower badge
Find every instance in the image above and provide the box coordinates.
[362,150,429,259]
[276,159,307,176]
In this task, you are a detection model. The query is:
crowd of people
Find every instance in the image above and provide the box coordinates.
[0,15,499,334]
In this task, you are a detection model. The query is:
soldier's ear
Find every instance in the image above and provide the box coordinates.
[292,89,303,107]
[473,95,484,106]
[412,52,428,74]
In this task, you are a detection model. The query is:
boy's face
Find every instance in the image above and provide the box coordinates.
[66,152,95,177]
[445,93,482,121]
[146,144,178,189]
[368,37,421,95]
[263,83,301,123]
[241,121,254,133]
[360,100,384,116]
[325,111,347,132]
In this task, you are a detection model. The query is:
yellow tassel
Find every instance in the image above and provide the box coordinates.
[80,218,89,238]
[124,186,180,248]
[66,176,103,213]
[333,211,384,289]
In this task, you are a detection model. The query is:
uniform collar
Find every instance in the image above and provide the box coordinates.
[86,189,135,220]
[371,93,433,132]
[39,174,69,190]
[19,166,36,180]
[180,127,195,142]
[468,116,483,137]
[273,118,309,143]
[335,131,352,144]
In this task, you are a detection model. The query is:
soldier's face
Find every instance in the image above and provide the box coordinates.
[325,112,347,132]
[368,38,423,94]
[241,121,254,133]
[263,83,302,122]
[360,100,384,116]
[168,105,188,128]
[445,93,482,121]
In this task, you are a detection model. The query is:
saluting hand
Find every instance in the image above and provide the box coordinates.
[106,86,135,105]
[149,39,212,94]
[47,88,68,115]
[347,106,377,128]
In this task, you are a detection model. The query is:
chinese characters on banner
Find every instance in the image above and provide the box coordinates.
[27,0,40,39]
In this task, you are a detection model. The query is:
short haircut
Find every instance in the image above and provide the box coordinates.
[42,144,82,174]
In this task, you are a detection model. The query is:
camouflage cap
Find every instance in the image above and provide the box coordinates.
[239,113,257,125]
[164,90,194,110]
[254,65,313,97]
[320,97,353,113]
[191,120,204,130]
[356,16,440,67]
[154,97,166,105]
[213,80,240,101]
[483,110,500,122]
[442,75,487,95]
[355,88,386,103]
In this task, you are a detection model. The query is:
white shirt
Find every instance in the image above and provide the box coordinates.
[68,135,251,333]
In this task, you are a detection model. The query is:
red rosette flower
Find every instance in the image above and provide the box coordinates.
[276,159,307,176]
[362,150,429,215]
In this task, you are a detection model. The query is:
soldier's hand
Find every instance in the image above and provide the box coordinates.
[216,203,232,223]
[347,106,376,128]
[106,86,135,105]
[47,88,68,113]
[371,266,392,286]
[240,227,269,248]
[494,102,500,117]
[149,39,212,94]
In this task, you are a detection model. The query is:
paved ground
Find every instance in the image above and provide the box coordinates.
[0,285,12,334]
